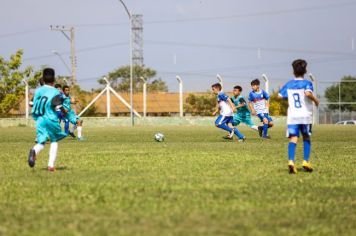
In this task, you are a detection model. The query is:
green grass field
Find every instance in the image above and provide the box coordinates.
[0,125,355,236]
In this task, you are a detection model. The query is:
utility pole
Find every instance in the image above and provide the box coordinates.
[50,25,77,85]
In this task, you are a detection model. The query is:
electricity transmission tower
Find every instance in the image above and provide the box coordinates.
[131,14,144,66]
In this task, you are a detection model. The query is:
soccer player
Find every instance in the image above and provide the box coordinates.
[278,59,319,174]
[248,79,273,139]
[54,84,72,136]
[28,68,67,171]
[228,86,261,138]
[62,85,84,140]
[212,83,246,142]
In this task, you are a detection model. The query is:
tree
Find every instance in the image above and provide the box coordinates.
[0,50,42,116]
[98,65,168,92]
[185,93,216,116]
[325,76,356,112]
[269,90,288,116]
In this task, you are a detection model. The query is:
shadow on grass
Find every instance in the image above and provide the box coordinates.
[40,166,69,171]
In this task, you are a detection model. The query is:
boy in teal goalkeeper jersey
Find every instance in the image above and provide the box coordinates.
[28,68,67,171]
[62,85,84,140]
[225,86,262,139]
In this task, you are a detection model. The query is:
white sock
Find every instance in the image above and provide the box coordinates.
[251,125,259,131]
[48,142,58,168]
[33,143,44,155]
[71,125,77,133]
[77,126,82,138]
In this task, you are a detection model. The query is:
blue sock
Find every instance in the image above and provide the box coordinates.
[234,127,244,139]
[64,121,70,134]
[303,140,311,161]
[263,123,269,137]
[217,123,233,133]
[288,142,297,161]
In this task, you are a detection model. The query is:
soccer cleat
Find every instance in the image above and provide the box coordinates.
[228,129,235,139]
[77,137,85,141]
[47,167,55,172]
[258,126,263,137]
[68,131,76,138]
[223,135,233,140]
[28,149,36,168]
[238,137,246,142]
[288,161,297,174]
[302,161,313,172]
[262,135,271,139]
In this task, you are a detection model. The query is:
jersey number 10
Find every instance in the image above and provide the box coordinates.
[33,96,48,116]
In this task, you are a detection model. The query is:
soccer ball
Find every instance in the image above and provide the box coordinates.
[154,133,165,142]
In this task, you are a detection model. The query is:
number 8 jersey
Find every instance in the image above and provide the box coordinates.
[31,85,63,122]
[278,78,314,124]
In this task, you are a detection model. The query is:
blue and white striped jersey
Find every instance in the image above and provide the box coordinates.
[279,78,314,124]
[248,89,270,114]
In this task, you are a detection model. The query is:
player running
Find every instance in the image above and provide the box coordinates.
[54,84,73,137]
[278,59,319,174]
[211,83,246,142]
[62,85,84,141]
[28,68,67,172]
[225,86,262,140]
[248,79,273,139]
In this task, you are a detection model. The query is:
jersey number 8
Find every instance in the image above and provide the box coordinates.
[292,93,302,108]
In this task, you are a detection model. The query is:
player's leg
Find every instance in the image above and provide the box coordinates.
[47,120,68,171]
[228,117,245,141]
[258,114,269,138]
[28,119,47,168]
[64,119,70,135]
[244,117,259,131]
[224,115,240,140]
[76,119,83,140]
[301,125,313,172]
[287,125,300,174]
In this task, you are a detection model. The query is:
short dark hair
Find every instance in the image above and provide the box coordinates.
[42,68,55,84]
[62,85,70,90]
[292,59,307,77]
[54,84,62,89]
[39,78,44,86]
[251,79,260,86]
[211,83,222,91]
[234,85,242,92]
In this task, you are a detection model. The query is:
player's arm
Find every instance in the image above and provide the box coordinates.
[305,91,319,106]
[248,102,256,115]
[212,105,220,116]
[228,98,237,113]
[52,94,67,114]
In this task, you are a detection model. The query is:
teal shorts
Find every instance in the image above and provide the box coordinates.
[36,117,67,144]
[232,114,255,127]
[67,110,80,125]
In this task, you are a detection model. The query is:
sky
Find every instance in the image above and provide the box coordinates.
[1,0,356,96]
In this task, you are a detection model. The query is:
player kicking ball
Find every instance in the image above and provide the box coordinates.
[62,85,84,141]
[211,83,246,142]
[224,85,262,140]
[28,68,68,172]
[248,79,273,139]
[278,59,319,174]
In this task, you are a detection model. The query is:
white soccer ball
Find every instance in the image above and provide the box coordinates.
[154,133,165,142]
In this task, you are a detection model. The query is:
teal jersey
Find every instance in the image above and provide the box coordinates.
[231,95,251,116]
[63,95,71,111]
[31,85,62,122]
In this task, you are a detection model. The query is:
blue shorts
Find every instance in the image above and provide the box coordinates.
[287,124,312,138]
[232,114,255,127]
[66,110,80,125]
[57,111,68,123]
[215,115,233,126]
[36,117,67,144]
[257,113,273,123]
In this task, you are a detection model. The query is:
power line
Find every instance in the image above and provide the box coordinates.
[23,41,129,62]
[2,1,356,39]
[145,40,356,57]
